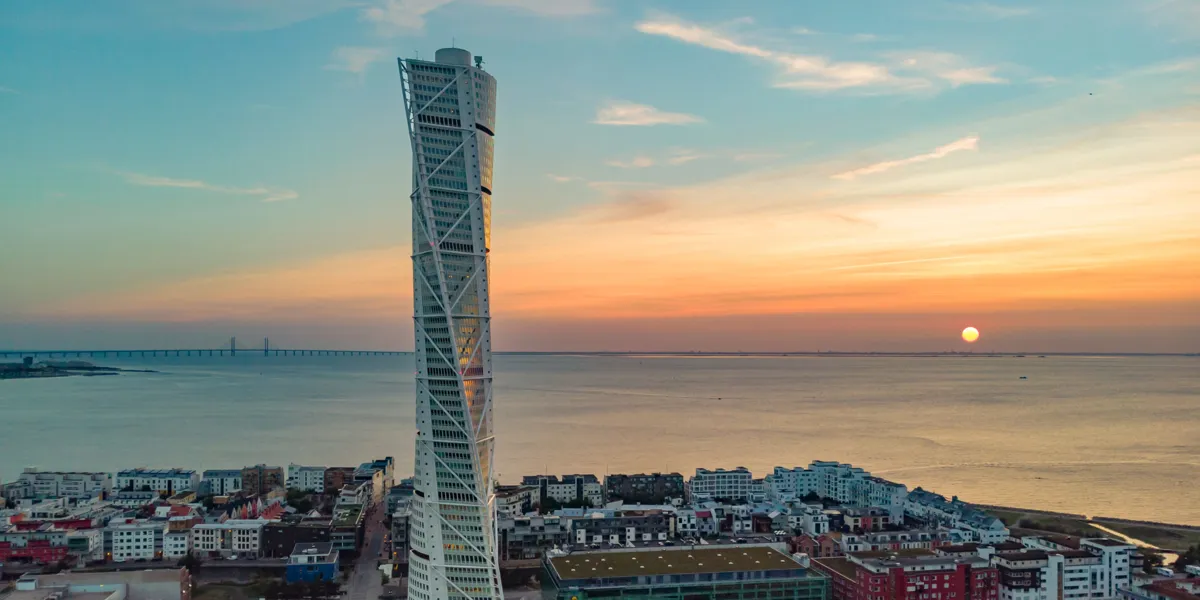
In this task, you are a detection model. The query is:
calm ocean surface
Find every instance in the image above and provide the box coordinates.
[1,354,1197,525]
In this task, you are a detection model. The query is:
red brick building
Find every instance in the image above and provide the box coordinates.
[813,551,999,600]
[0,537,69,563]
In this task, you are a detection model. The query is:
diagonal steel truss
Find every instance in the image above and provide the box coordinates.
[399,57,502,600]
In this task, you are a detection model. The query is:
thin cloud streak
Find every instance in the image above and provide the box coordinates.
[635,13,1005,93]
[120,172,298,202]
[948,2,1034,19]
[593,100,704,126]
[361,0,454,33]
[325,46,388,74]
[833,135,980,180]
[606,155,657,169]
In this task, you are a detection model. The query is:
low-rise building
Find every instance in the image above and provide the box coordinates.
[163,530,191,559]
[391,506,410,562]
[286,542,339,583]
[241,465,285,496]
[201,470,242,496]
[521,474,605,507]
[543,545,829,600]
[386,479,415,513]
[495,485,537,517]
[115,469,199,495]
[6,469,113,500]
[106,520,165,562]
[0,524,69,564]
[570,512,673,546]
[287,465,327,492]
[331,504,365,554]
[690,467,756,502]
[843,507,893,532]
[112,490,157,508]
[11,569,190,600]
[262,521,333,559]
[497,515,571,560]
[605,473,686,504]
[323,467,356,494]
[67,529,103,562]
[192,520,265,559]
[812,551,998,600]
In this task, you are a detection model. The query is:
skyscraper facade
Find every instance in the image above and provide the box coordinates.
[399,47,501,600]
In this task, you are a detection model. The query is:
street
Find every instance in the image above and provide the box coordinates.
[343,502,387,600]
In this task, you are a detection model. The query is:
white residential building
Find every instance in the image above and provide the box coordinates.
[401,45,502,600]
[520,475,604,507]
[192,520,265,559]
[201,470,242,496]
[766,461,909,518]
[163,530,192,559]
[106,520,164,562]
[67,529,103,561]
[286,464,326,492]
[10,469,113,500]
[689,467,755,501]
[1083,539,1135,597]
[116,469,199,495]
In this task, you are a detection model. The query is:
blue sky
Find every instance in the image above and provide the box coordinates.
[2,0,1198,352]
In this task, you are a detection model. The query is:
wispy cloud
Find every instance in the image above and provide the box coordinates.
[833,135,980,180]
[945,2,1034,19]
[593,100,704,126]
[792,26,820,35]
[546,174,578,183]
[120,172,298,202]
[361,0,454,33]
[606,155,657,169]
[635,13,1004,93]
[733,152,785,162]
[887,51,1007,86]
[666,148,706,165]
[326,46,388,74]
[0,86,18,94]
[476,0,600,16]
[361,0,596,33]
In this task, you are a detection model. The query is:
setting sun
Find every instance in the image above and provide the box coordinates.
[962,327,980,343]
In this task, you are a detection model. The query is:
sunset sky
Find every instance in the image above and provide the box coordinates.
[2,0,1198,352]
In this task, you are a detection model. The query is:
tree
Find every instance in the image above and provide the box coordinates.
[1142,551,1164,574]
[1174,544,1200,570]
[800,492,821,503]
[178,552,203,572]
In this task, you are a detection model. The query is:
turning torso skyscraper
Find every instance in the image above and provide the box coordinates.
[399,48,501,600]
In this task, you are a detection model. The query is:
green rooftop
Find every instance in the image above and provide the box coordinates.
[550,546,805,580]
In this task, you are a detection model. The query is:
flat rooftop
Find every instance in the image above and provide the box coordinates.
[813,557,858,580]
[851,549,935,560]
[550,546,804,580]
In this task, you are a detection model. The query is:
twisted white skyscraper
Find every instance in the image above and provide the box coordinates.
[399,48,501,600]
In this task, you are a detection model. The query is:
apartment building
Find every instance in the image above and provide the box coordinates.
[570,512,673,546]
[605,473,686,504]
[689,467,756,502]
[241,465,285,496]
[115,468,199,495]
[6,469,112,500]
[813,552,999,600]
[323,467,356,494]
[201,469,243,496]
[193,520,265,559]
[106,520,165,562]
[521,474,605,507]
[495,485,538,516]
[287,464,327,492]
[497,515,571,560]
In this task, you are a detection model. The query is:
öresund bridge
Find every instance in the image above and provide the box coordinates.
[0,338,407,359]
